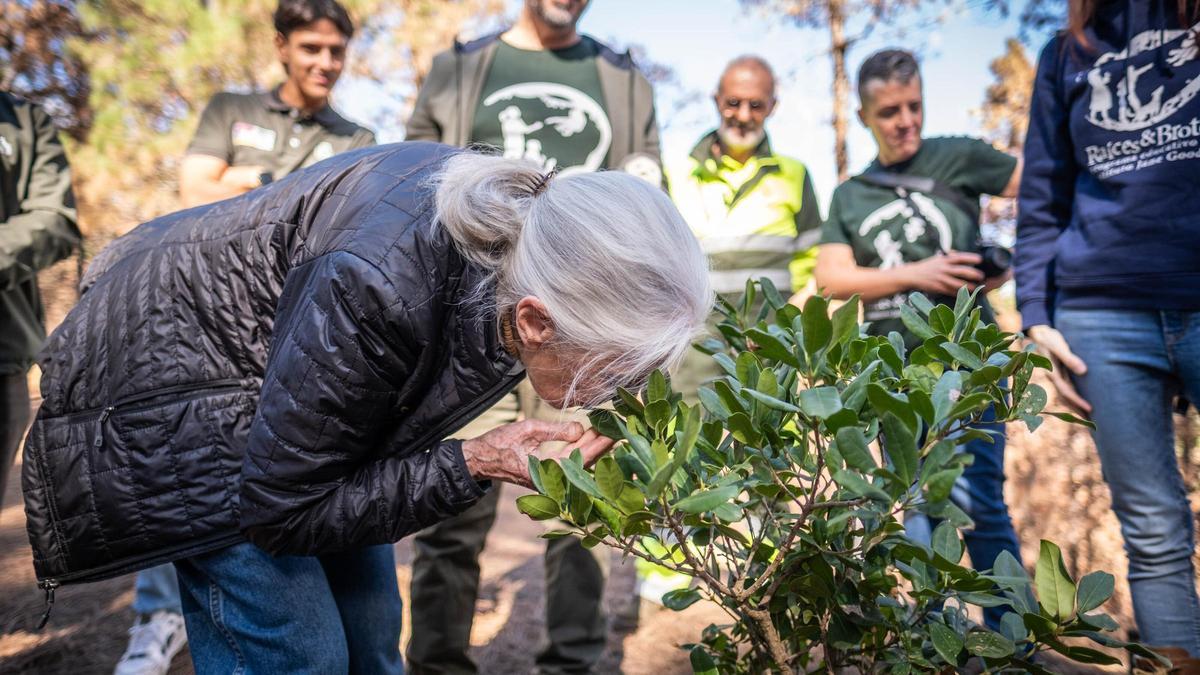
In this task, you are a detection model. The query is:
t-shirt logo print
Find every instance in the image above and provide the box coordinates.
[483,82,612,175]
[857,192,952,270]
[1087,22,1200,131]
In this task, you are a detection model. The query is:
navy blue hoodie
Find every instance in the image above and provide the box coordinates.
[1016,0,1200,328]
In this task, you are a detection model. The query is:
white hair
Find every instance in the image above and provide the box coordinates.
[433,152,713,406]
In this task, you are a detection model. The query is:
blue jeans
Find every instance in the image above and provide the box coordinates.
[1056,307,1200,655]
[173,542,404,674]
[905,404,1023,630]
[133,564,183,615]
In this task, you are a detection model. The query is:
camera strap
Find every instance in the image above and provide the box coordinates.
[853,171,980,225]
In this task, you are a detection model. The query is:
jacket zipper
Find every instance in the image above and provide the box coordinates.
[58,379,249,450]
[35,578,57,629]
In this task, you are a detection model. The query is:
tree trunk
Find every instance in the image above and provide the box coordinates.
[828,0,850,182]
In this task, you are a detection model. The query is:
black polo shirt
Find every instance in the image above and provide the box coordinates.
[186,87,375,180]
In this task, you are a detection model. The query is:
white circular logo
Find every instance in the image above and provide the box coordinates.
[482,82,612,175]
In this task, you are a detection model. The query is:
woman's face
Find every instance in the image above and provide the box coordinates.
[513,297,609,409]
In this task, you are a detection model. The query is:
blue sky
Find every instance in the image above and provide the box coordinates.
[338,0,1057,212]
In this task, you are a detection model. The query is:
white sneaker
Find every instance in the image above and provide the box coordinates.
[113,610,188,675]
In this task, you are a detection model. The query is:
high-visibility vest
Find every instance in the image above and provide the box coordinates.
[668,133,821,296]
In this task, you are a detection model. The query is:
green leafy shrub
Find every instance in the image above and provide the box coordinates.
[517,281,1164,674]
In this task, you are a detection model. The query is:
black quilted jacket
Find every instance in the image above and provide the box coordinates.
[22,142,523,589]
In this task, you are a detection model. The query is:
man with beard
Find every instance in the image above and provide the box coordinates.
[405,1,661,673]
[114,3,376,674]
[668,56,822,395]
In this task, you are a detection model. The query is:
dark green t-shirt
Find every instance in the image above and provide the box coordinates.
[470,38,611,174]
[821,136,1017,343]
[187,88,375,180]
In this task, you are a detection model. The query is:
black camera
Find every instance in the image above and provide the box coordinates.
[976,245,1013,278]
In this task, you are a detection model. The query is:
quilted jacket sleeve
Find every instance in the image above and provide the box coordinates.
[239,250,488,555]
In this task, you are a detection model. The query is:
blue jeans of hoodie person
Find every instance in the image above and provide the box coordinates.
[173,542,404,674]
[904,403,1023,631]
[1055,308,1200,655]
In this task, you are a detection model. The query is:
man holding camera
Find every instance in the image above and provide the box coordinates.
[814,48,1021,631]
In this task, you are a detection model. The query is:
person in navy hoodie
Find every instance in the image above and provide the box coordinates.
[1017,0,1200,657]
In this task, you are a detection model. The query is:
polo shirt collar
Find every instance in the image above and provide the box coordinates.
[262,85,340,127]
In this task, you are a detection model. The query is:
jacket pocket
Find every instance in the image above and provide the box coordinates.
[31,379,254,571]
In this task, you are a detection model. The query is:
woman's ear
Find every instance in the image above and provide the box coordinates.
[515,296,555,349]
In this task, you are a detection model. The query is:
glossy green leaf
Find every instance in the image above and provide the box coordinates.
[674,485,739,514]
[965,631,1016,658]
[832,470,891,502]
[587,409,623,440]
[999,612,1029,643]
[745,388,800,413]
[900,304,937,341]
[745,328,801,367]
[560,452,604,500]
[594,455,624,502]
[528,455,546,495]
[802,295,832,356]
[663,587,701,610]
[516,494,560,520]
[929,621,963,663]
[616,485,646,514]
[689,647,718,675]
[539,459,566,504]
[831,295,861,345]
[932,521,963,563]
[942,341,986,369]
[882,413,918,486]
[932,370,963,424]
[1075,571,1115,614]
[647,369,669,402]
[644,399,672,432]
[909,292,935,315]
[1035,539,1076,621]
[798,386,842,419]
[929,304,955,335]
[835,426,875,472]
[697,387,731,419]
[1046,411,1096,429]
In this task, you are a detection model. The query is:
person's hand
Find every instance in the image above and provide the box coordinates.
[219,165,267,192]
[905,250,985,296]
[460,420,615,489]
[1027,324,1092,417]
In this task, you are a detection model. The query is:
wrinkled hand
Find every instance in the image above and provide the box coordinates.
[1027,325,1091,417]
[461,420,615,489]
[906,250,985,296]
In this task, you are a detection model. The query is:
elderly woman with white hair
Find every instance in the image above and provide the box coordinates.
[20,142,712,673]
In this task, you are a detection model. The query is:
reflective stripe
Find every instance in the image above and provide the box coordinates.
[700,234,798,256]
[709,269,793,296]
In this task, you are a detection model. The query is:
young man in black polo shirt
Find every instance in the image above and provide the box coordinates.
[114,3,378,674]
[178,0,373,209]
[404,1,661,673]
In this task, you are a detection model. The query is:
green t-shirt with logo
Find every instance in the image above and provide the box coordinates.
[821,136,1017,344]
[470,38,611,174]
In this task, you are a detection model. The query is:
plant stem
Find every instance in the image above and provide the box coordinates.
[746,606,795,675]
